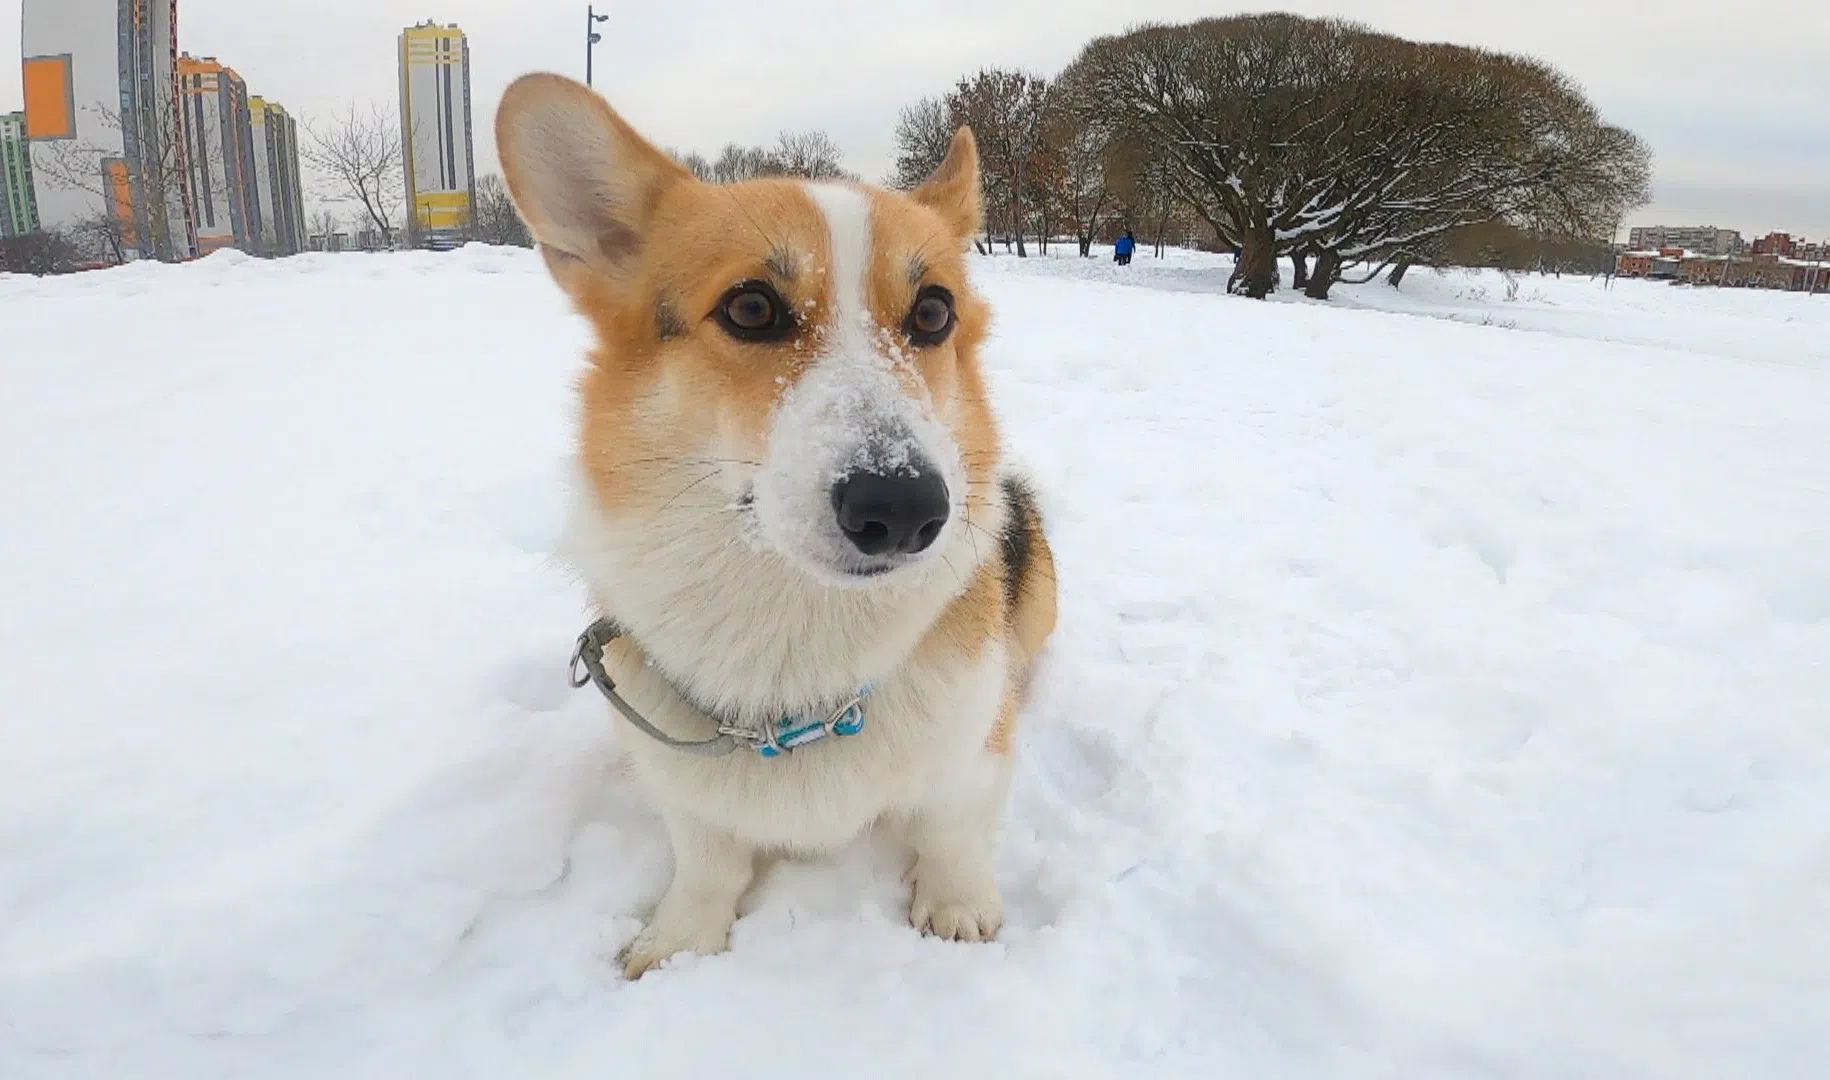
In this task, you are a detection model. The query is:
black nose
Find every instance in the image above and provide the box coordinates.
[831,470,951,556]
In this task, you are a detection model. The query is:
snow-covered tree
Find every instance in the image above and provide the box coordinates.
[1064,14,1650,299]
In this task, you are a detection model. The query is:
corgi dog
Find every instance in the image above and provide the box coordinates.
[495,73,1057,979]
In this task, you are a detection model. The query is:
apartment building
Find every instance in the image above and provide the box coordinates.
[1626,226,1743,257]
[0,112,40,237]
[398,21,476,249]
[247,98,307,256]
[177,54,261,254]
[21,0,197,261]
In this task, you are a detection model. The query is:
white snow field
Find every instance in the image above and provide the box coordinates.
[2,245,1827,1079]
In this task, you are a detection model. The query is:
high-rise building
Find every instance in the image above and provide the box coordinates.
[1,112,41,237]
[176,54,259,255]
[398,21,476,249]
[248,98,307,256]
[21,0,197,261]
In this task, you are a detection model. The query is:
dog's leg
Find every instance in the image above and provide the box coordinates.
[621,814,754,979]
[905,762,1010,943]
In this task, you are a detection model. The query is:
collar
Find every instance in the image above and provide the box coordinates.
[568,617,870,758]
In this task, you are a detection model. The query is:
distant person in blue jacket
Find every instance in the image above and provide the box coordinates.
[1114,229,1136,266]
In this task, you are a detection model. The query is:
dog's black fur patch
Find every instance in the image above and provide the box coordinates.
[998,474,1038,615]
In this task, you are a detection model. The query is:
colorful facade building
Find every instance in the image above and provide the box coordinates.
[177,54,259,255]
[21,0,197,261]
[0,112,41,237]
[247,98,307,256]
[398,21,476,249]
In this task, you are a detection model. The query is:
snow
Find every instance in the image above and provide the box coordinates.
[3,243,1828,1079]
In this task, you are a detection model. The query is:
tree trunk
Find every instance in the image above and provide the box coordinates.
[1304,249,1342,300]
[1389,255,1413,289]
[1230,220,1279,299]
[1079,233,1093,258]
[1291,251,1310,289]
[1012,178,1027,257]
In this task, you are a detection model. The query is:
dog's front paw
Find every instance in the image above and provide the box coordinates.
[617,911,735,980]
[909,870,1005,943]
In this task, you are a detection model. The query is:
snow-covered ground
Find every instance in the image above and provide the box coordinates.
[2,245,1826,1079]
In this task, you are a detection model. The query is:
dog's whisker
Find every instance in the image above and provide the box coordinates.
[939,552,967,589]
[605,455,763,472]
[660,470,727,512]
[959,518,1058,588]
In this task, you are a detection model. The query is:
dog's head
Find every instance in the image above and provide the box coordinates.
[497,74,998,589]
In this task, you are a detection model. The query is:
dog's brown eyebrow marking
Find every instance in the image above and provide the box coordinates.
[655,294,686,340]
[906,255,930,288]
[764,247,797,281]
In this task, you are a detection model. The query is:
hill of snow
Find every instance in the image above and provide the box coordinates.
[2,246,1826,1079]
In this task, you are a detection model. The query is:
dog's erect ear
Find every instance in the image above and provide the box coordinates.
[911,127,982,244]
[495,72,689,285]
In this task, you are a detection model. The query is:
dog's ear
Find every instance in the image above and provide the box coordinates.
[495,72,690,289]
[911,127,982,244]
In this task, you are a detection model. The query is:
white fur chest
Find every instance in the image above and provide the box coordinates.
[559,489,1009,853]
[607,635,1007,852]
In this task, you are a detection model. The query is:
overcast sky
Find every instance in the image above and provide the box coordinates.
[5,0,1827,239]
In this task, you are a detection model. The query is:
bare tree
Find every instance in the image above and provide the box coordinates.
[31,93,203,263]
[890,97,955,190]
[708,143,778,184]
[772,130,852,180]
[470,174,532,247]
[684,132,854,184]
[307,208,341,250]
[72,211,129,266]
[947,69,1051,256]
[666,148,716,181]
[1040,65,1127,257]
[1134,138,1198,257]
[302,102,406,250]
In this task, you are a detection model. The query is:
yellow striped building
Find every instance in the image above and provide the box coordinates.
[398,22,475,249]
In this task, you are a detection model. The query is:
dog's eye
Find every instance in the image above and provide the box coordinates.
[714,281,795,342]
[906,287,955,346]
[727,291,775,330]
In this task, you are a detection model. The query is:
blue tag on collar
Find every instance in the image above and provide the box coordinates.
[755,685,871,757]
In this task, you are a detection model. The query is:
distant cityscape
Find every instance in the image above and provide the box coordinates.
[1617,226,1829,293]
[1,4,1825,295]
[0,3,477,266]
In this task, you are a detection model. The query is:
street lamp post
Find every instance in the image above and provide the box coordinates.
[586,5,609,86]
